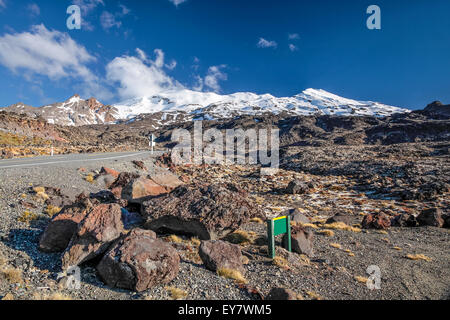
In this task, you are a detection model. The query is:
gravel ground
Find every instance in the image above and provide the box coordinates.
[0,154,449,300]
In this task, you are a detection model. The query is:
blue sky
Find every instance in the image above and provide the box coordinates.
[0,0,449,109]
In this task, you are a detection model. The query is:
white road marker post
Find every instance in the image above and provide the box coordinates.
[51,146,54,157]
[149,134,156,155]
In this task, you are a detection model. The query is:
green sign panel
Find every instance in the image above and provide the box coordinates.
[267,216,292,259]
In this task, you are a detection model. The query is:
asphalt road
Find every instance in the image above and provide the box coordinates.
[0,151,164,169]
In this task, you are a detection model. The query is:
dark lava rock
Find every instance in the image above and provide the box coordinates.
[282,225,314,257]
[141,184,262,240]
[417,208,445,227]
[285,180,310,194]
[97,228,179,292]
[266,287,298,300]
[62,203,124,270]
[199,240,245,274]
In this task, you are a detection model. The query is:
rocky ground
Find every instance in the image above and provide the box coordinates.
[0,144,449,300]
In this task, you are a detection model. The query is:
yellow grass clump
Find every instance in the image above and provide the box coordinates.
[406,254,432,262]
[354,275,368,283]
[317,229,335,237]
[85,173,95,183]
[165,286,188,300]
[250,217,264,224]
[392,246,402,251]
[225,230,253,245]
[33,186,46,194]
[0,267,23,284]
[190,237,201,246]
[217,267,247,284]
[18,211,39,224]
[322,222,361,233]
[273,256,289,269]
[167,234,183,243]
[44,205,61,217]
[329,243,342,249]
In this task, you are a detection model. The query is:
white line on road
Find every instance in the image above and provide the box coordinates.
[0,152,151,169]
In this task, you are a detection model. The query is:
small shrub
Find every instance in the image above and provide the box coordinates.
[18,211,39,224]
[217,267,247,284]
[166,234,183,243]
[317,229,334,237]
[44,205,61,217]
[250,217,264,224]
[322,222,361,233]
[329,243,342,249]
[1,267,23,284]
[190,237,201,246]
[225,230,252,245]
[406,254,432,262]
[273,256,289,269]
[354,275,368,283]
[85,174,94,183]
[165,286,188,300]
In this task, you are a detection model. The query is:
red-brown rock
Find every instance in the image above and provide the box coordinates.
[97,228,179,292]
[62,203,124,270]
[282,225,314,257]
[362,212,391,230]
[39,198,94,253]
[199,240,245,274]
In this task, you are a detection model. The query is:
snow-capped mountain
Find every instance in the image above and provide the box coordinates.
[1,95,118,126]
[1,89,410,127]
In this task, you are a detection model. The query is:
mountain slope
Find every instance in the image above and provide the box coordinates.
[1,89,410,127]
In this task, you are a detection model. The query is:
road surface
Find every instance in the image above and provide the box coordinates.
[0,151,164,170]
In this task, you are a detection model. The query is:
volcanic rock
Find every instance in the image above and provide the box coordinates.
[362,212,391,230]
[62,203,124,270]
[39,197,94,252]
[141,184,261,240]
[266,287,298,300]
[285,180,309,194]
[97,228,179,292]
[198,240,245,274]
[282,225,314,257]
[417,208,444,227]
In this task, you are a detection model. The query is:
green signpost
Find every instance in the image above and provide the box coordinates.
[267,215,292,259]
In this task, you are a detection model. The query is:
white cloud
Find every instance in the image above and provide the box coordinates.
[204,65,227,92]
[119,4,130,15]
[100,11,122,30]
[288,33,300,40]
[27,3,40,16]
[289,44,298,51]
[169,0,188,6]
[257,37,277,49]
[0,24,112,100]
[106,48,182,99]
[0,24,96,81]
[0,0,6,10]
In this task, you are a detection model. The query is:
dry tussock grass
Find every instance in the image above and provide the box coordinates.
[217,267,247,284]
[406,254,432,262]
[165,286,188,300]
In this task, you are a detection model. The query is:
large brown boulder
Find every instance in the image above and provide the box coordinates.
[362,212,391,230]
[417,208,444,227]
[149,172,184,191]
[199,240,245,274]
[282,225,314,257]
[141,184,261,240]
[39,197,94,253]
[122,177,167,202]
[97,229,179,292]
[62,203,124,270]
